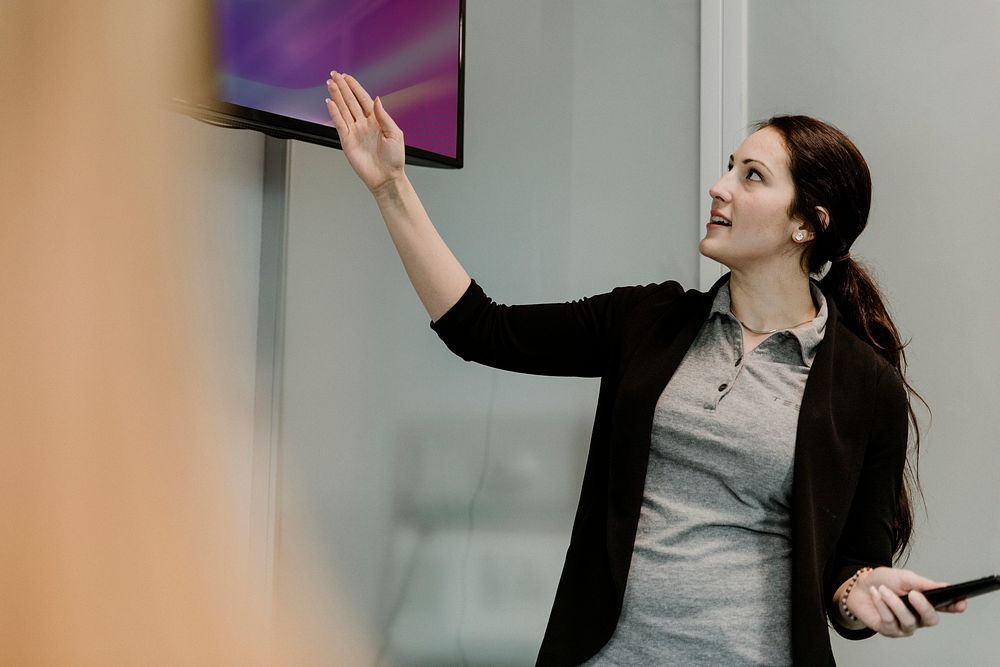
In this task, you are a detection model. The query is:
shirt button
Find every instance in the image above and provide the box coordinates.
[718,383,728,392]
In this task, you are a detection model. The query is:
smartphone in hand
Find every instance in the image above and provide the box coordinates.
[902,574,1000,614]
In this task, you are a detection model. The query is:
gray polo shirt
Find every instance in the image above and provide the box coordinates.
[583,278,828,666]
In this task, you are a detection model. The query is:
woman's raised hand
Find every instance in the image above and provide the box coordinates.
[325,72,405,195]
[846,567,967,638]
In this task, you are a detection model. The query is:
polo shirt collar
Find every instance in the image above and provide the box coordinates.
[709,276,828,367]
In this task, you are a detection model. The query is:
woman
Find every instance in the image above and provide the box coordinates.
[324,72,966,665]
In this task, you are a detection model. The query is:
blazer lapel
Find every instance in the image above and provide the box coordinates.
[605,274,729,599]
[792,293,871,550]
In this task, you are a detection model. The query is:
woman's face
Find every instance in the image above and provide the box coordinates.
[699,126,810,272]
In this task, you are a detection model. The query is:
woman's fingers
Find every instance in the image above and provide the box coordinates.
[905,590,940,627]
[343,74,375,117]
[327,77,353,136]
[870,586,899,633]
[942,598,968,613]
[331,72,366,123]
[876,585,918,635]
[373,96,402,136]
[325,92,346,135]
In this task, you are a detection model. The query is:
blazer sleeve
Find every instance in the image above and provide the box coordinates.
[826,363,910,640]
[429,278,674,377]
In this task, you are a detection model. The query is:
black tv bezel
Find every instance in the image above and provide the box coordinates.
[176,0,465,170]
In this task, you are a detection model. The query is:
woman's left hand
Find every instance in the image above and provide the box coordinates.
[846,567,968,637]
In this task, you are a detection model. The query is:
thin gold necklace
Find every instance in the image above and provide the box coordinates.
[735,316,814,335]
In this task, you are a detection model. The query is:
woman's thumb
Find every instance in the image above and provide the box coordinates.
[374,97,401,135]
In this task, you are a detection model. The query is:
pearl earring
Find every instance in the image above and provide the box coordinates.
[794,231,806,242]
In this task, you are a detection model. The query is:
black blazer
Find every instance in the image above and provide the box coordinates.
[430,273,909,666]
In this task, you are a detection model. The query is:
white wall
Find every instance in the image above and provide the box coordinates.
[273,1,700,664]
[748,1,1000,664]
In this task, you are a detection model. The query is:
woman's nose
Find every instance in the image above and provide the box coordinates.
[708,175,730,203]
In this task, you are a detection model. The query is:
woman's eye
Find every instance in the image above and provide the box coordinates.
[726,164,763,182]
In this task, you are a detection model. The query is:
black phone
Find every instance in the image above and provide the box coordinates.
[900,574,1000,615]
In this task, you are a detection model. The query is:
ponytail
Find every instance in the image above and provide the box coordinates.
[820,256,925,561]
[820,257,902,367]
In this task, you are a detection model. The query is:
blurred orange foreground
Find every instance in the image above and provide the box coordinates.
[0,2,369,664]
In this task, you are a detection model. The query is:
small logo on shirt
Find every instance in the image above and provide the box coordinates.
[772,396,800,409]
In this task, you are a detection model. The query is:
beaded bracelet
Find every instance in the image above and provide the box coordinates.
[840,566,873,622]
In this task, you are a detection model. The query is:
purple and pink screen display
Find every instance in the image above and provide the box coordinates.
[216,0,460,159]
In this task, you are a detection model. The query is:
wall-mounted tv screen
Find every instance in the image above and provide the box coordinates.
[179,0,465,168]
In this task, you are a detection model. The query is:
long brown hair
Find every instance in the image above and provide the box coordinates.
[754,115,924,561]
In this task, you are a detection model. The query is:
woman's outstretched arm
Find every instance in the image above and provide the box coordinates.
[325,71,470,321]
